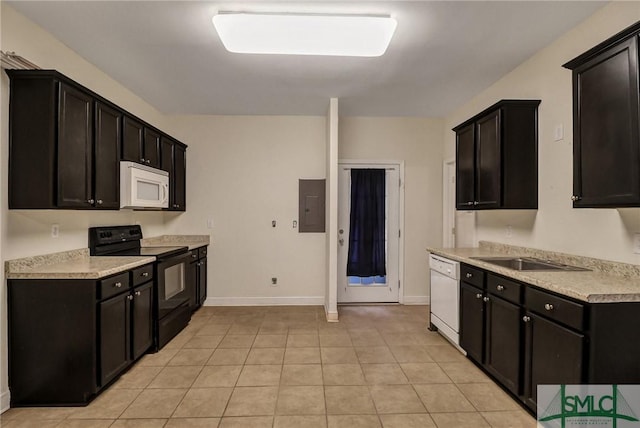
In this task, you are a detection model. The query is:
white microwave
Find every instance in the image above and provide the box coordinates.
[120,161,169,209]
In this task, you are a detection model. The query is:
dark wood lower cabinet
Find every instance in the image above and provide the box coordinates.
[8,265,155,406]
[187,246,208,312]
[132,282,154,361]
[99,292,131,386]
[484,295,522,395]
[458,262,640,415]
[459,282,484,363]
[523,312,585,411]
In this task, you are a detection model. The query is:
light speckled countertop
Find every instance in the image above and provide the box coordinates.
[428,242,640,303]
[141,235,210,250]
[5,248,154,280]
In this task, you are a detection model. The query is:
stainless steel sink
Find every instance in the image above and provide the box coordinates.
[469,256,589,272]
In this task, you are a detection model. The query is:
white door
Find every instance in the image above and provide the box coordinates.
[338,163,400,303]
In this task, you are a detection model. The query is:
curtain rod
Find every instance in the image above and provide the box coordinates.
[1,51,40,70]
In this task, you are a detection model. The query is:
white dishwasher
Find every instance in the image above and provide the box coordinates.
[429,254,462,349]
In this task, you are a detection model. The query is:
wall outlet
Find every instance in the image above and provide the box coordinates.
[633,234,640,254]
[207,218,214,229]
[51,224,59,238]
[506,225,513,238]
[271,277,278,286]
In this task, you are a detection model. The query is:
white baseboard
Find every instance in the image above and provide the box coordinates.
[403,295,430,305]
[324,305,339,323]
[204,296,325,306]
[1,389,10,414]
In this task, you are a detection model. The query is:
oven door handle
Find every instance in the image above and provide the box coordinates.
[159,250,194,266]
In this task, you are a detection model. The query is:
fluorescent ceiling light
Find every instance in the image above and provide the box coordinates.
[212,13,397,57]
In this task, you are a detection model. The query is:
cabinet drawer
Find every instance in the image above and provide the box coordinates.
[198,247,208,259]
[487,273,522,304]
[461,264,484,288]
[131,264,154,286]
[99,272,130,300]
[526,287,585,331]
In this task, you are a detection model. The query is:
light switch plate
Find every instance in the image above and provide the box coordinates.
[633,233,640,254]
[207,218,214,229]
[553,124,564,141]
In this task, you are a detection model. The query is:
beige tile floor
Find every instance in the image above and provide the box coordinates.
[0,305,536,427]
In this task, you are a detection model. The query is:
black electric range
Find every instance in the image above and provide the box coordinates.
[89,225,193,350]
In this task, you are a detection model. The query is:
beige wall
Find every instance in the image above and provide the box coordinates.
[164,115,327,304]
[0,4,173,411]
[339,117,444,301]
[444,2,640,264]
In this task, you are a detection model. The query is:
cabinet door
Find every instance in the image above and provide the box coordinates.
[485,295,522,395]
[475,110,501,208]
[460,282,484,363]
[187,259,198,311]
[173,144,186,211]
[57,83,93,208]
[456,123,476,209]
[523,312,585,411]
[122,116,144,163]
[132,282,153,360]
[143,128,161,168]
[198,257,207,306]
[94,102,121,209]
[573,36,640,207]
[99,292,131,386]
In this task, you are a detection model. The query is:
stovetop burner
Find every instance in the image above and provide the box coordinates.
[88,225,188,259]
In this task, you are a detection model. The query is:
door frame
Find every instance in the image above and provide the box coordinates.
[337,159,405,303]
[443,157,456,248]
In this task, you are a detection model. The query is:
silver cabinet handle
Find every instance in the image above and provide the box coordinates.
[146,160,151,164]
[87,199,95,204]
[466,273,472,278]
[523,315,531,322]
[496,285,505,291]
[127,295,133,301]
[135,291,141,296]
[141,158,146,163]
[544,303,554,311]
[96,199,103,205]
[483,297,490,302]
[467,201,473,206]
[114,282,122,288]
[473,201,479,205]
[571,195,582,201]
[475,293,482,299]
[142,272,149,277]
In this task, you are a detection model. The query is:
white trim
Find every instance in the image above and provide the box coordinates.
[204,296,325,306]
[337,159,405,304]
[443,157,456,248]
[1,390,10,414]
[324,306,339,323]
[403,295,430,305]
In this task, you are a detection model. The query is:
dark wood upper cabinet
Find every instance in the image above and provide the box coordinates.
[453,100,540,210]
[6,71,115,209]
[94,102,121,209]
[564,23,640,207]
[161,136,186,211]
[6,69,188,211]
[143,128,161,168]
[122,116,144,164]
[57,83,94,208]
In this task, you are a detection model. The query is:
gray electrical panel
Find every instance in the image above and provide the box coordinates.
[299,179,326,233]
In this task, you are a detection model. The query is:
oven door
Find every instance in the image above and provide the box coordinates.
[156,251,192,319]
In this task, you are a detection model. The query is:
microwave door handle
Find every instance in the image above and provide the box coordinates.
[162,183,168,204]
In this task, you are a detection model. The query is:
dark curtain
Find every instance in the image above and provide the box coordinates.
[347,169,386,277]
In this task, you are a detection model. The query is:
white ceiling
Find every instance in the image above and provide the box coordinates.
[8,1,606,117]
